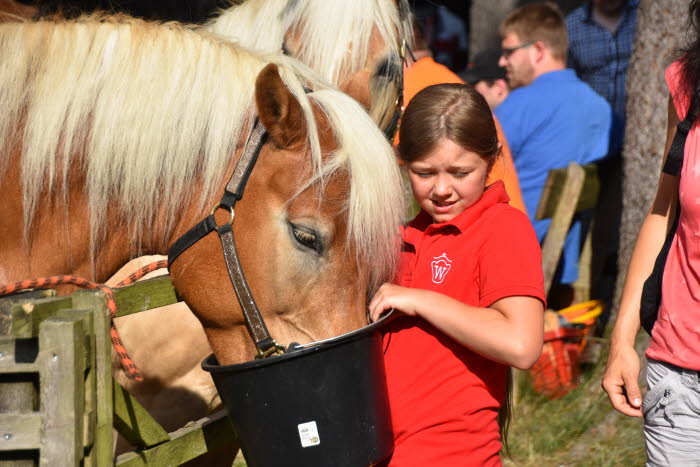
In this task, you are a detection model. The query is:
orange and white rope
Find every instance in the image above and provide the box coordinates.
[0,259,169,382]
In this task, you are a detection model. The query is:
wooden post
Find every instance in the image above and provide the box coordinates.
[574,225,594,303]
[38,318,85,467]
[71,292,114,467]
[538,162,586,296]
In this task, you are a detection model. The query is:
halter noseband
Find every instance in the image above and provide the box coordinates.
[168,120,286,359]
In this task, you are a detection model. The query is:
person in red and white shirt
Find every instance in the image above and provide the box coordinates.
[369,83,545,466]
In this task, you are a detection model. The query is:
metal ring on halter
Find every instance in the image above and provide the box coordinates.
[210,203,235,231]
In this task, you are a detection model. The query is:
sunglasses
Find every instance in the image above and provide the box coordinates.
[501,42,535,59]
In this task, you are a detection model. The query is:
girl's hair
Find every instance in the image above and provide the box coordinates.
[397,83,500,163]
[678,0,700,107]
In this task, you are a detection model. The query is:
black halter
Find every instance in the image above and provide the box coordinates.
[168,120,286,359]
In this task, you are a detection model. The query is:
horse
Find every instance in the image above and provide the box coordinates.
[0,14,404,460]
[0,0,36,21]
[206,0,412,134]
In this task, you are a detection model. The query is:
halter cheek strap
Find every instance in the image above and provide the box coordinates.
[168,120,285,359]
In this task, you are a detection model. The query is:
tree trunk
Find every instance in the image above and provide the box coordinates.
[613,0,691,325]
[469,0,518,59]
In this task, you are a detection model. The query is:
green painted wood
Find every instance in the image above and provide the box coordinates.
[38,318,85,467]
[538,162,586,296]
[0,289,56,336]
[113,380,170,449]
[114,411,236,467]
[54,308,97,463]
[71,291,114,467]
[113,276,178,318]
[0,413,42,451]
[535,163,599,220]
[573,221,594,303]
[0,336,39,374]
[8,297,73,338]
[0,356,37,465]
[55,309,94,373]
[0,292,44,467]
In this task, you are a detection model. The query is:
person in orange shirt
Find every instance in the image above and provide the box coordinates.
[399,21,527,215]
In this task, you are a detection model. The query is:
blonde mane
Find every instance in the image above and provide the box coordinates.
[206,0,412,85]
[0,15,404,287]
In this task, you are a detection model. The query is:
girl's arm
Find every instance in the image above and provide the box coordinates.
[602,96,680,418]
[369,284,544,370]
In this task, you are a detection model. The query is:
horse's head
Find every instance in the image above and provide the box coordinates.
[169,64,404,365]
[285,0,412,136]
[206,0,412,138]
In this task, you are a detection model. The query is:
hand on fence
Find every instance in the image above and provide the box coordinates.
[602,342,643,417]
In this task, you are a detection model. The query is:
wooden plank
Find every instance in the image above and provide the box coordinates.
[114,411,237,467]
[539,162,586,296]
[71,291,113,467]
[0,337,39,375]
[573,223,594,303]
[0,413,42,451]
[535,163,599,220]
[8,297,73,339]
[38,318,85,467]
[113,380,170,449]
[113,276,179,318]
[0,289,56,336]
[55,309,94,373]
[0,292,42,467]
[0,360,39,374]
[53,308,97,459]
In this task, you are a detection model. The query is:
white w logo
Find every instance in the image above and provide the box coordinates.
[431,253,453,284]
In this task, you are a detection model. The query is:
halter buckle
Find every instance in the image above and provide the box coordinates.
[255,341,287,359]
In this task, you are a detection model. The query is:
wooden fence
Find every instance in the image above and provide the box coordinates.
[0,276,237,466]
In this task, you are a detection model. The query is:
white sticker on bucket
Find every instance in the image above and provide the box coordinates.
[297,421,320,447]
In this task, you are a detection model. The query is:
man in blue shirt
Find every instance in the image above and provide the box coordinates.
[566,0,639,121]
[495,2,617,289]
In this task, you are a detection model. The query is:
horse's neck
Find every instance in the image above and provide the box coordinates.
[0,175,208,285]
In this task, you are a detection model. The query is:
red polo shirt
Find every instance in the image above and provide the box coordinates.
[382,181,545,466]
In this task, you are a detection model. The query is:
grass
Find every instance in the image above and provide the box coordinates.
[504,350,645,466]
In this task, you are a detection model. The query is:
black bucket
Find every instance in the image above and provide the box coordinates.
[201,316,393,467]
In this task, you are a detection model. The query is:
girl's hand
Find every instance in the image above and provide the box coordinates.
[368,283,426,322]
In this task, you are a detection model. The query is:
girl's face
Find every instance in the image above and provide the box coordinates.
[406,138,491,223]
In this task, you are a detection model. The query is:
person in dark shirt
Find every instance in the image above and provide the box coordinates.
[461,49,510,111]
[566,0,639,121]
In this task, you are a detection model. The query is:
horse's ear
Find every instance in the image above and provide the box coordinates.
[255,64,306,149]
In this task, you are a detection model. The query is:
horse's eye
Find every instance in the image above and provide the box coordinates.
[291,224,323,254]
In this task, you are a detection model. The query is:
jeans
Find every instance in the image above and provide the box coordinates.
[644,359,700,466]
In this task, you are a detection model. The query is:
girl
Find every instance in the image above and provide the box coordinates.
[603,1,700,464]
[370,83,545,466]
